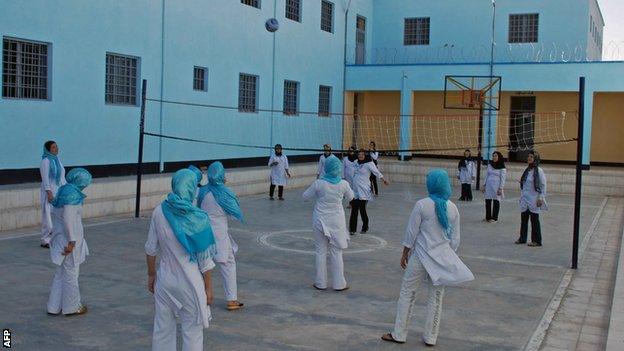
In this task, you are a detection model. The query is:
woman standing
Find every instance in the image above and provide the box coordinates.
[303,155,355,291]
[483,151,507,223]
[349,149,388,235]
[198,162,245,311]
[457,149,475,201]
[268,144,291,200]
[515,151,548,247]
[316,144,332,179]
[46,168,92,316]
[342,145,357,189]
[145,169,217,351]
[40,140,66,248]
[381,169,474,346]
[368,141,380,196]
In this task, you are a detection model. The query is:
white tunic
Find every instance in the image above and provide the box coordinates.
[317,154,328,177]
[483,165,507,201]
[268,155,289,186]
[200,192,238,264]
[519,168,548,214]
[302,179,355,249]
[145,205,215,328]
[40,158,67,234]
[50,205,89,266]
[370,151,379,163]
[342,157,357,188]
[352,161,383,201]
[402,198,474,286]
[457,160,476,184]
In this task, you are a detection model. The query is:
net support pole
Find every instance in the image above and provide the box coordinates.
[135,79,147,218]
[572,76,585,269]
[475,106,484,190]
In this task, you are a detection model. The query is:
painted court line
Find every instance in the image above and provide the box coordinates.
[461,255,565,269]
[523,196,608,351]
[0,217,136,242]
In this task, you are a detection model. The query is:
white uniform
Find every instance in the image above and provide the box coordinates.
[145,205,215,351]
[520,168,548,214]
[40,158,66,245]
[391,198,474,344]
[317,154,328,178]
[342,156,357,188]
[200,192,239,301]
[47,204,88,314]
[457,160,475,184]
[352,161,383,201]
[370,151,379,162]
[483,165,507,201]
[302,179,355,289]
[268,155,289,186]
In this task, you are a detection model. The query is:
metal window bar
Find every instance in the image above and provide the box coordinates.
[318,85,331,117]
[105,53,137,105]
[355,16,366,64]
[238,74,257,112]
[508,14,538,43]
[241,0,260,8]
[404,17,430,45]
[283,80,298,115]
[193,67,206,91]
[321,1,333,33]
[286,0,301,22]
[2,38,48,99]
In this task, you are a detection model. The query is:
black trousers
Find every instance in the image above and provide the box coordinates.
[370,174,379,195]
[485,199,500,221]
[269,184,284,198]
[460,183,473,201]
[349,199,369,233]
[519,210,542,244]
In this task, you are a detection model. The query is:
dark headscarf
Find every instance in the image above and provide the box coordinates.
[490,151,506,170]
[520,151,542,193]
[347,146,357,162]
[274,144,283,156]
[458,150,472,170]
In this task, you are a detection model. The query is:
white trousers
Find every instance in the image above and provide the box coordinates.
[217,251,238,301]
[391,255,445,345]
[41,192,53,244]
[314,229,347,290]
[47,257,82,314]
[152,291,204,351]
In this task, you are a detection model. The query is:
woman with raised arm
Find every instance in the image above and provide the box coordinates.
[349,149,389,235]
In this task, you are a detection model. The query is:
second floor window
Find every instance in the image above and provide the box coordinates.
[286,0,301,22]
[2,37,49,100]
[283,80,299,115]
[508,14,539,43]
[404,17,430,45]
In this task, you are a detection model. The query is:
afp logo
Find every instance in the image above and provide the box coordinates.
[2,329,10,348]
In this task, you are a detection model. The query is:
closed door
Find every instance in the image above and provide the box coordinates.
[356,16,366,64]
[509,96,536,162]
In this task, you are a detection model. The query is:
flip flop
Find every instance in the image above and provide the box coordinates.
[64,305,88,316]
[226,302,245,311]
[381,333,405,344]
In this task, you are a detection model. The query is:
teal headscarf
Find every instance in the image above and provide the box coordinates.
[42,144,62,186]
[426,169,453,240]
[321,155,342,185]
[197,162,244,223]
[188,165,203,185]
[161,169,216,262]
[52,168,92,208]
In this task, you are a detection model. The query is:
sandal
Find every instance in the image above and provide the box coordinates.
[515,239,526,244]
[381,333,405,344]
[334,286,350,292]
[313,284,327,291]
[226,301,245,311]
[64,305,88,316]
[528,242,542,247]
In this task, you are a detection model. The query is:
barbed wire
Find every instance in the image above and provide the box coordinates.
[347,41,624,65]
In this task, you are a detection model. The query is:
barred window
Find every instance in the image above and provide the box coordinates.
[404,17,430,45]
[241,0,260,8]
[238,73,258,112]
[2,37,49,100]
[318,85,331,117]
[105,53,138,105]
[193,67,207,91]
[283,80,299,115]
[508,14,539,43]
[286,0,301,22]
[321,1,334,33]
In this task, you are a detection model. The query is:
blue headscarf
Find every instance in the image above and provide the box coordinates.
[42,143,62,186]
[188,165,203,185]
[161,169,216,262]
[197,162,244,223]
[321,155,342,185]
[52,168,92,208]
[426,169,453,240]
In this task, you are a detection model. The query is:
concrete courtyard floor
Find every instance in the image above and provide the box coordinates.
[0,183,609,350]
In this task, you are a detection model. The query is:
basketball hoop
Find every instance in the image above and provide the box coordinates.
[444,75,501,111]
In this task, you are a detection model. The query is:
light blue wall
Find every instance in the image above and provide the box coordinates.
[0,0,369,170]
[361,0,596,64]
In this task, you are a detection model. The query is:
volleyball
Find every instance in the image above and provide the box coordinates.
[265,18,279,32]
